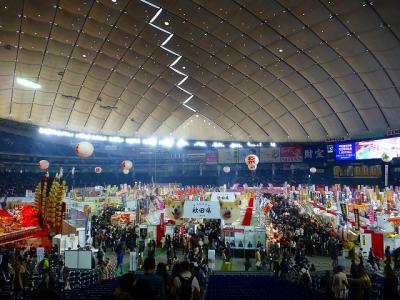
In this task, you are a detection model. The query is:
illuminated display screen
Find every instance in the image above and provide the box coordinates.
[356,137,400,160]
[335,142,356,160]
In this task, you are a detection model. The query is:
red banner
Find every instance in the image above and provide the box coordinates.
[280,146,303,162]
[205,152,218,164]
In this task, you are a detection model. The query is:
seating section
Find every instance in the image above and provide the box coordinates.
[63,277,120,300]
[67,269,100,290]
[205,274,332,300]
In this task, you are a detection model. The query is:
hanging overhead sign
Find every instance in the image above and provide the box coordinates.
[183,201,221,219]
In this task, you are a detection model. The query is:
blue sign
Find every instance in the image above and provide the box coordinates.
[335,142,356,160]
[304,145,326,162]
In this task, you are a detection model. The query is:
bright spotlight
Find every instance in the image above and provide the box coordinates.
[212,142,225,148]
[39,127,74,137]
[193,141,207,147]
[176,139,189,148]
[143,137,158,146]
[108,136,124,143]
[229,143,242,149]
[76,133,107,141]
[159,138,175,148]
[126,138,141,144]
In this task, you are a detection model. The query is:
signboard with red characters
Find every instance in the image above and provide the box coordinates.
[280,146,303,162]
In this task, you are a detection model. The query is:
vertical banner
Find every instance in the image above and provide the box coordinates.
[368,208,375,226]
[354,208,360,231]
[385,164,389,187]
[340,203,348,221]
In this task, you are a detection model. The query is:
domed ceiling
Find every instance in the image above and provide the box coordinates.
[0,0,399,142]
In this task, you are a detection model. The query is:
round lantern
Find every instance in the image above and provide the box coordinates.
[381,152,393,163]
[223,166,231,173]
[38,160,49,170]
[94,167,102,174]
[122,168,129,175]
[245,154,259,166]
[310,167,317,174]
[121,160,133,170]
[248,164,257,171]
[75,141,94,158]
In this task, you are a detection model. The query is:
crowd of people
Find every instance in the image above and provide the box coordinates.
[1,191,400,299]
[108,257,207,300]
[0,243,76,299]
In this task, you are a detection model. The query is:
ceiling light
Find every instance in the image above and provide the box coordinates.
[16,77,41,89]
[278,49,283,53]
[108,136,124,143]
[159,138,174,148]
[39,127,74,137]
[82,54,87,58]
[142,137,158,147]
[75,133,107,141]
[112,0,117,2]
[176,139,189,148]
[182,66,186,69]
[229,143,242,149]
[270,142,277,147]
[194,141,207,147]
[164,21,169,25]
[126,138,141,144]
[212,142,225,148]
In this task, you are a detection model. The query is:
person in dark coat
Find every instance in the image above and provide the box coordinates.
[383,265,399,300]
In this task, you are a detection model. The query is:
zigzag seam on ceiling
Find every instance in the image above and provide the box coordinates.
[140,0,196,113]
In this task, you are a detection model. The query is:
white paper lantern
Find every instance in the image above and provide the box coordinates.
[94,167,102,174]
[38,160,49,170]
[223,166,231,173]
[381,152,393,163]
[75,141,94,158]
[248,164,257,171]
[310,167,317,174]
[245,154,259,166]
[122,168,129,175]
[121,160,133,170]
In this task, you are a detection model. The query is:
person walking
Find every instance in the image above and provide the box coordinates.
[141,258,166,300]
[255,248,262,271]
[116,246,124,275]
[332,266,348,300]
[171,261,201,300]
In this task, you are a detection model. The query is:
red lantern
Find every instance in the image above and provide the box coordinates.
[245,154,259,167]
[121,160,133,170]
[38,160,49,170]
